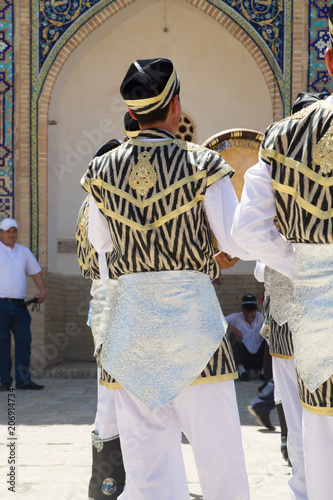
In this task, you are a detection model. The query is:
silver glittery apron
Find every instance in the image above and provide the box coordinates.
[288,244,333,393]
[90,279,108,356]
[98,270,228,410]
[267,267,293,326]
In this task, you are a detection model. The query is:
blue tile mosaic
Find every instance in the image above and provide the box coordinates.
[0,0,14,221]
[308,0,333,93]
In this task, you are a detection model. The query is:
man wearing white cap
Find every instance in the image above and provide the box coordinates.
[0,218,46,391]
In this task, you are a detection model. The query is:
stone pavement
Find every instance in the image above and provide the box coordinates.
[0,364,291,500]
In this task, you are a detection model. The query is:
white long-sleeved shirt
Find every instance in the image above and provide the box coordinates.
[231,158,295,278]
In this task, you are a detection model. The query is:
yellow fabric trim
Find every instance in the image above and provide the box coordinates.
[300,400,333,416]
[90,171,207,209]
[190,372,238,385]
[269,351,294,360]
[98,194,205,232]
[99,379,124,390]
[206,167,233,187]
[81,178,92,194]
[264,148,333,187]
[75,233,86,248]
[259,145,270,163]
[124,69,176,108]
[99,372,238,390]
[77,257,89,270]
[271,179,333,220]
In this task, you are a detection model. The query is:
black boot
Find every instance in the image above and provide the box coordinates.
[88,432,125,499]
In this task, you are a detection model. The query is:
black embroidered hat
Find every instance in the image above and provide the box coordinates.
[292,92,330,114]
[120,58,180,115]
[93,138,122,158]
[242,294,258,310]
[123,111,140,139]
[329,5,333,47]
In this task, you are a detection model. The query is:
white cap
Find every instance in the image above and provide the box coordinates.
[0,218,18,231]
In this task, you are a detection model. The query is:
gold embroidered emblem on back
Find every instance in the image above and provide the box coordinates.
[79,203,89,239]
[313,122,333,174]
[128,151,157,196]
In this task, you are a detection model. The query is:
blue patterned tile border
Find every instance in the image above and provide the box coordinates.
[308,0,333,94]
[0,0,14,222]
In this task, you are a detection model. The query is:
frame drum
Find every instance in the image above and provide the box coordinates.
[202,129,263,253]
[202,128,263,200]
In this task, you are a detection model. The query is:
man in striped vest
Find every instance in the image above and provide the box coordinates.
[80,58,252,500]
[232,8,333,499]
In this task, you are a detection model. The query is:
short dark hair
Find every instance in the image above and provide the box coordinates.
[132,99,173,126]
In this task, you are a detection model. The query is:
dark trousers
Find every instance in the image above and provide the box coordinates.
[230,337,265,370]
[0,300,32,387]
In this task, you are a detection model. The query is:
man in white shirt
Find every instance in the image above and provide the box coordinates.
[0,218,46,391]
[226,294,264,381]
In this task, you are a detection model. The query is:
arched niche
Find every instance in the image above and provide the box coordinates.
[35,0,279,274]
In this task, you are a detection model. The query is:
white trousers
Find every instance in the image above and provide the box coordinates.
[272,357,307,500]
[114,380,250,500]
[94,367,118,439]
[302,401,333,500]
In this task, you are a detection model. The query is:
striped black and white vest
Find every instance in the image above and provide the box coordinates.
[75,196,100,280]
[81,128,233,281]
[260,99,333,243]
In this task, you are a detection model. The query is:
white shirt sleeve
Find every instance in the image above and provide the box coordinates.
[25,248,42,275]
[204,176,255,261]
[88,195,114,254]
[231,159,295,278]
[254,261,265,283]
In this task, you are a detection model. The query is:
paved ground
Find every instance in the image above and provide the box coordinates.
[0,364,291,499]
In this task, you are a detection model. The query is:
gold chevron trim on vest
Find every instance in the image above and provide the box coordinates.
[97,194,205,232]
[81,179,92,194]
[262,148,333,187]
[75,232,87,249]
[207,167,233,187]
[300,400,333,416]
[88,171,207,208]
[271,179,333,220]
[77,257,89,270]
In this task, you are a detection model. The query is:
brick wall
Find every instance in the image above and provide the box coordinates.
[28,273,94,371]
[214,274,265,317]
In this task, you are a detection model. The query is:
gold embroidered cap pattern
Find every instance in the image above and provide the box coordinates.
[128,151,157,196]
[313,122,333,174]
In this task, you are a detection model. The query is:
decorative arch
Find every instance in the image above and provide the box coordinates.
[31,0,291,258]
